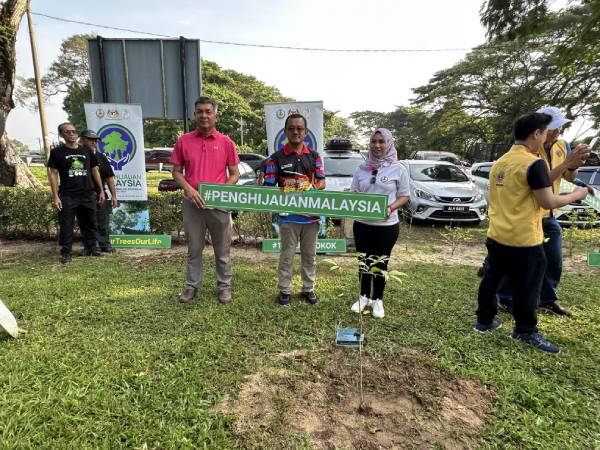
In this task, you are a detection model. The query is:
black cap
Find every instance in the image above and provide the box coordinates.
[80,129,99,139]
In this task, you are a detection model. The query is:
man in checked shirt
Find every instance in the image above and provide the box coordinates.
[263,114,326,306]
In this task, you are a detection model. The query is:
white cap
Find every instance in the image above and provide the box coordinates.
[536,106,572,131]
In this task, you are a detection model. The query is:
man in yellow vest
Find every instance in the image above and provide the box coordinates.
[475,112,588,353]
[535,106,591,315]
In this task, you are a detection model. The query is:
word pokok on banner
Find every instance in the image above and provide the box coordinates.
[560,179,600,212]
[110,234,172,248]
[263,239,347,253]
[199,184,388,220]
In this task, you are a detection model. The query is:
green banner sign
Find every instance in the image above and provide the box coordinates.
[263,239,347,253]
[560,179,600,212]
[588,252,600,267]
[110,234,172,248]
[199,184,387,220]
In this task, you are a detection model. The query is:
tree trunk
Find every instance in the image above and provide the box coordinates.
[0,0,41,187]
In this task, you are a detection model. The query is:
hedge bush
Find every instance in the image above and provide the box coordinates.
[0,187,188,240]
[0,187,57,238]
[0,187,282,243]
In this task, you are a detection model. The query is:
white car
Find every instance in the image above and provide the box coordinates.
[322,150,365,192]
[400,160,487,223]
[469,161,494,202]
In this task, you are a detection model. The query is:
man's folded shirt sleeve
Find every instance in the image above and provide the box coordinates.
[527,159,552,190]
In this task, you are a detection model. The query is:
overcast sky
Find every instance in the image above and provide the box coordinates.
[11,0,583,150]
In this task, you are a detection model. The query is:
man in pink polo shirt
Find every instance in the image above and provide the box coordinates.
[171,96,240,304]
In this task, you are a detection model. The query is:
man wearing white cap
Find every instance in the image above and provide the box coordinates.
[532,106,590,315]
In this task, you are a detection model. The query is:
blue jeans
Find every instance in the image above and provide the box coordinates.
[496,216,563,306]
[539,216,562,305]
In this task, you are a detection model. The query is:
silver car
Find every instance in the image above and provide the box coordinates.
[400,160,487,223]
[556,166,600,226]
[322,150,365,192]
[469,161,494,202]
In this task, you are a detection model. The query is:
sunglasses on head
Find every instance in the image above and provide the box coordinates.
[370,169,378,184]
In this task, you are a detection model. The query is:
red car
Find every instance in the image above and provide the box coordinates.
[145,148,173,172]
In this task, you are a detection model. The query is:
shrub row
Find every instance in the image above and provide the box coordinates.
[0,187,276,243]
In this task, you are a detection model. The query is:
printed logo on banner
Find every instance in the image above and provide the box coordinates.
[97,124,137,171]
[274,128,318,152]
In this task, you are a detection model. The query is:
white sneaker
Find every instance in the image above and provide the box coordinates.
[351,295,372,313]
[371,299,385,318]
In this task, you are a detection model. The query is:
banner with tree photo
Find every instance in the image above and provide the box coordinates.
[84,103,171,248]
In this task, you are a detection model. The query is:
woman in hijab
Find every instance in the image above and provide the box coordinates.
[349,128,410,318]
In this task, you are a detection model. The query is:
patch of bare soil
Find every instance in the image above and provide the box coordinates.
[212,347,494,450]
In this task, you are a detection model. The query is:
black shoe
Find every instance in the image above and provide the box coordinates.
[279,292,291,307]
[59,254,72,264]
[473,318,502,333]
[497,297,513,314]
[511,331,560,353]
[301,291,319,305]
[100,247,115,254]
[83,249,102,257]
[539,301,571,317]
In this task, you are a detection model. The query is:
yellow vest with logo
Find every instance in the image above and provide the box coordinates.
[539,139,568,217]
[488,145,544,247]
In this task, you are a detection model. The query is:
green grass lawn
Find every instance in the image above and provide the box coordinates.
[1,250,599,448]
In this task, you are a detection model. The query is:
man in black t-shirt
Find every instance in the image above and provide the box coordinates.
[47,122,105,263]
[79,129,118,253]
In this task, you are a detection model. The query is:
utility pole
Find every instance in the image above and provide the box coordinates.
[26,3,50,161]
[238,116,244,147]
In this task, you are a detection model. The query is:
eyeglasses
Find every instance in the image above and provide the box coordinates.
[370,169,378,184]
[286,127,306,132]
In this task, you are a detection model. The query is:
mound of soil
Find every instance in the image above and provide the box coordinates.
[213,347,494,449]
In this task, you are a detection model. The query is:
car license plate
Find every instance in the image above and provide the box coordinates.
[573,208,586,213]
[443,205,469,212]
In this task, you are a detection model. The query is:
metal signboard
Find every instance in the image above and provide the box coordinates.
[88,37,201,120]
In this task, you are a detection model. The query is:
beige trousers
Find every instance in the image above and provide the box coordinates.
[278,221,319,294]
[183,198,232,290]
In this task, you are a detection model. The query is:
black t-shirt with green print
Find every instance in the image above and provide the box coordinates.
[48,144,98,196]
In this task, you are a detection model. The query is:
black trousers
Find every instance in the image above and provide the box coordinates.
[476,238,546,334]
[58,192,98,255]
[95,200,113,250]
[353,221,400,300]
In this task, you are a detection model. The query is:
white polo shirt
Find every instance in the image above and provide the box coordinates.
[350,163,410,226]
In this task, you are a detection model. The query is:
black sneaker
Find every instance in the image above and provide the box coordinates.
[279,292,291,307]
[497,297,513,314]
[511,331,560,353]
[83,249,102,257]
[539,301,571,317]
[473,318,502,333]
[59,254,72,264]
[301,291,319,305]
[100,247,115,254]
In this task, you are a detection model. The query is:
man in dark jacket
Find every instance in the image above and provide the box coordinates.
[79,129,118,253]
